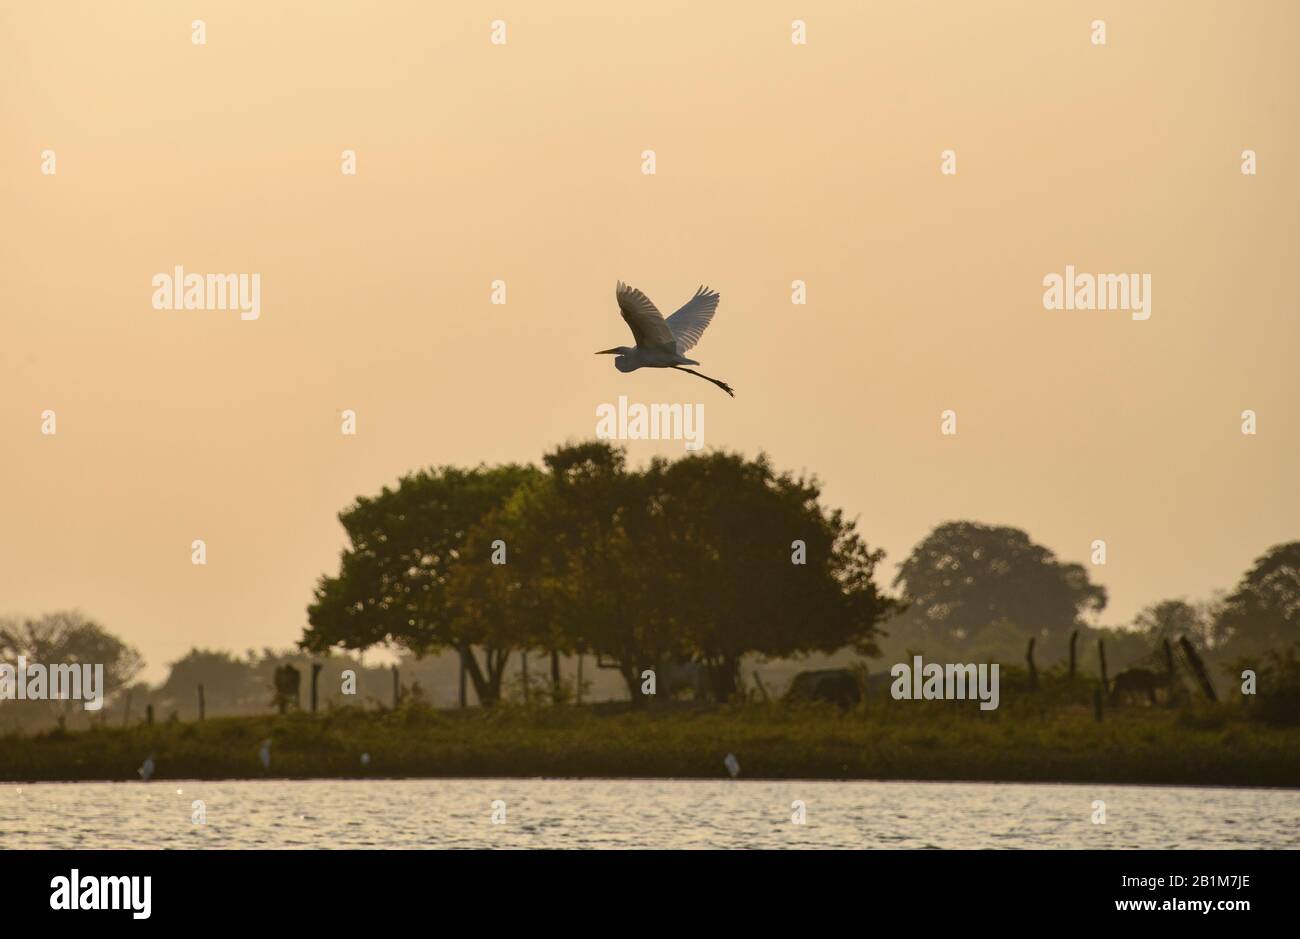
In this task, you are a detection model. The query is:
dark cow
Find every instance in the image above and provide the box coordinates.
[1110,667,1160,706]
[272,664,301,714]
[785,669,861,710]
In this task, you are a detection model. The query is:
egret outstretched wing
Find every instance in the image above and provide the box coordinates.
[616,281,676,352]
[665,285,720,353]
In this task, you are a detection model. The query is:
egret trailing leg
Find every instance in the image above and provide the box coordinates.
[673,365,735,397]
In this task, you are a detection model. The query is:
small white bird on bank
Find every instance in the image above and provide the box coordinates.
[258,739,272,770]
[597,282,735,397]
[138,754,155,782]
[723,753,740,778]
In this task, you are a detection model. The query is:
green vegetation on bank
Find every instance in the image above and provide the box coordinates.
[5,697,1298,787]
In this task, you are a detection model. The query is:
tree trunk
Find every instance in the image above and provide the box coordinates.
[551,651,562,704]
[485,647,509,702]
[621,663,645,706]
[459,644,509,705]
[458,651,467,708]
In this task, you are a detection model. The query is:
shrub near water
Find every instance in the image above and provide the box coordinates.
[1233,646,1300,726]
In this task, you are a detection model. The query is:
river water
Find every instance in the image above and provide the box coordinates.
[3,778,1296,849]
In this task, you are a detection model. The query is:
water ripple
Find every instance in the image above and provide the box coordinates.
[2,779,1297,849]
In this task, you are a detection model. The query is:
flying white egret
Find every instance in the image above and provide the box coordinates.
[597,282,735,397]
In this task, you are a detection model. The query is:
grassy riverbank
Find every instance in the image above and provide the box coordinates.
[3,700,1298,787]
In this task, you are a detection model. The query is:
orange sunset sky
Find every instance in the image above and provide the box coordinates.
[1,1,1296,679]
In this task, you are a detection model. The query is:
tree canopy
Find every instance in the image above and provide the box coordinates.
[1213,542,1299,655]
[0,611,143,723]
[1134,598,1214,651]
[301,442,897,702]
[890,521,1107,643]
[301,463,539,702]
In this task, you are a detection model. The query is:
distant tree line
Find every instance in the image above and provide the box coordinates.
[300,441,1296,705]
[4,443,1295,729]
[886,522,1297,665]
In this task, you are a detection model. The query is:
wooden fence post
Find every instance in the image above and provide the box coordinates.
[145,704,154,726]
[1026,638,1038,691]
[1161,639,1176,704]
[311,663,322,714]
[198,684,205,721]
[576,654,584,705]
[1098,639,1109,692]
[1068,630,1079,680]
[1179,637,1217,702]
[392,665,400,708]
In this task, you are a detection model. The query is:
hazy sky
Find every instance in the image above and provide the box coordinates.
[2,2,1296,681]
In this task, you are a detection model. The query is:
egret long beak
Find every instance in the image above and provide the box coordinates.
[595,348,620,355]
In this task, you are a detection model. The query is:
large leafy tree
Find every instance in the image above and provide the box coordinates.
[302,444,899,706]
[1213,542,1299,655]
[891,522,1106,643]
[0,611,143,724]
[301,463,540,703]
[651,451,896,699]
[491,442,674,703]
[1134,598,1212,650]
[447,484,567,703]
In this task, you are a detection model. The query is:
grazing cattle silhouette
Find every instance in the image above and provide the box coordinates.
[1110,667,1160,706]
[272,665,301,714]
[785,669,861,710]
